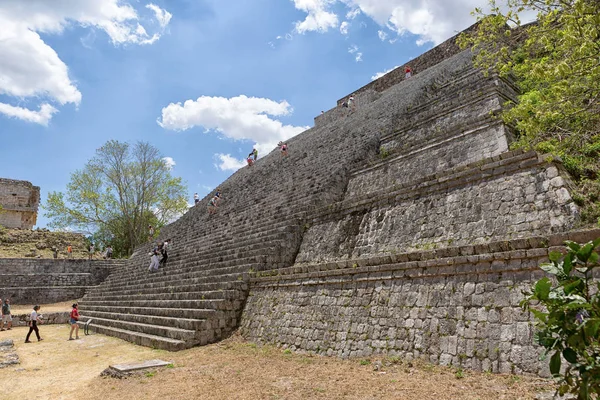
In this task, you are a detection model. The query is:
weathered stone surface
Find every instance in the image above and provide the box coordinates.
[0,178,40,229]
[0,339,19,368]
[111,359,171,372]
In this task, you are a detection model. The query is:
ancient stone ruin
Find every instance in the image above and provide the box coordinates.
[0,178,40,229]
[76,24,599,375]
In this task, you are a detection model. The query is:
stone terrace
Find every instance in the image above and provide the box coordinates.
[0,258,123,304]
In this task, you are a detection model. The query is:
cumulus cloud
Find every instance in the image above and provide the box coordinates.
[371,65,400,81]
[146,4,172,28]
[340,21,350,35]
[0,103,58,126]
[287,0,528,46]
[158,95,309,154]
[162,157,176,170]
[214,154,247,172]
[292,0,339,33]
[0,0,171,125]
[377,30,388,41]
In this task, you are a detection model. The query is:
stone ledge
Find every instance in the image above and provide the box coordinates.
[251,228,600,286]
[313,149,544,223]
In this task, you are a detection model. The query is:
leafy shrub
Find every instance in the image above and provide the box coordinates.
[521,238,600,399]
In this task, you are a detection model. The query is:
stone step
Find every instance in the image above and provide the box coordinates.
[94,269,252,294]
[86,280,247,298]
[80,309,208,331]
[81,316,196,341]
[112,246,283,283]
[80,298,237,310]
[79,304,226,319]
[83,289,241,302]
[87,324,188,351]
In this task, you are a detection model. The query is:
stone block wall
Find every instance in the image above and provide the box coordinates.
[241,229,600,376]
[0,259,123,304]
[0,178,40,229]
[296,151,579,264]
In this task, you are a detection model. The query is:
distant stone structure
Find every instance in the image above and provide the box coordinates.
[74,22,598,377]
[0,179,40,229]
[0,258,124,304]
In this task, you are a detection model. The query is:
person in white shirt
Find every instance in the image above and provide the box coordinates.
[193,193,199,205]
[25,305,43,343]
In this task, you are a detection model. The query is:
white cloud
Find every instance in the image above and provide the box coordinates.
[348,44,363,62]
[214,154,247,172]
[0,103,58,126]
[146,4,172,28]
[371,65,400,81]
[340,21,350,35]
[292,0,339,33]
[0,0,171,125]
[162,157,176,170]
[377,30,388,41]
[288,0,530,46]
[158,95,309,153]
[346,8,361,19]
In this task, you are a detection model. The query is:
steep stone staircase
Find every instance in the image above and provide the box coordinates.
[78,49,527,351]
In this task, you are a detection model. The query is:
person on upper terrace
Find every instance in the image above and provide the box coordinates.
[249,148,258,161]
[348,94,356,112]
[148,225,155,242]
[105,245,113,259]
[193,192,199,205]
[405,65,412,78]
[208,196,219,214]
[88,243,95,260]
[278,141,288,158]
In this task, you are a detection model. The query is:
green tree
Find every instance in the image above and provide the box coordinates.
[45,140,188,256]
[522,238,600,399]
[459,0,600,225]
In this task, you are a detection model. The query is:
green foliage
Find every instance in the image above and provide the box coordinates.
[44,140,188,256]
[521,238,600,399]
[459,0,600,226]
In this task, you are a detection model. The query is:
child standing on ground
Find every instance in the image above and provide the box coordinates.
[69,303,80,340]
[25,305,43,343]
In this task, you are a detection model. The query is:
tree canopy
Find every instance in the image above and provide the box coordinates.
[459,0,600,225]
[45,140,188,256]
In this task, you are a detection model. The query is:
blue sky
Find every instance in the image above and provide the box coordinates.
[0,0,489,228]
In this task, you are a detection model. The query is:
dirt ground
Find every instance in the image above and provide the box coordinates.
[0,325,552,400]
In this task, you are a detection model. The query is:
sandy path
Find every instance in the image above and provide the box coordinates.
[1,326,550,400]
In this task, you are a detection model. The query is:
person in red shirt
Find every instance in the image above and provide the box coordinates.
[405,65,412,78]
[69,303,80,340]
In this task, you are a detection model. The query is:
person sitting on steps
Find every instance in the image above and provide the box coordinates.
[246,156,254,167]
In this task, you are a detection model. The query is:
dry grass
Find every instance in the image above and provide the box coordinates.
[0,325,551,400]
